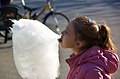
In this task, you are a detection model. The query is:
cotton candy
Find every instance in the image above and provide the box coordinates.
[12,19,60,79]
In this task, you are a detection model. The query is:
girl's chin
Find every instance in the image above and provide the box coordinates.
[60,44,68,48]
[58,43,64,48]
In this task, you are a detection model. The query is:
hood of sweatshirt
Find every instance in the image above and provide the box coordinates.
[66,46,119,74]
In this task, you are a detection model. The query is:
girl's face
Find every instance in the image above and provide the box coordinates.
[59,22,76,48]
[58,21,85,54]
[59,21,84,53]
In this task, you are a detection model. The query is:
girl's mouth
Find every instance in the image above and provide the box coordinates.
[58,38,62,42]
[58,34,63,42]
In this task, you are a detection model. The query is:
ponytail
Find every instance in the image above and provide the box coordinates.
[71,16,117,51]
[97,22,116,51]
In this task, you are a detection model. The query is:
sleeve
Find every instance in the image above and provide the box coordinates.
[104,51,119,73]
[85,69,103,79]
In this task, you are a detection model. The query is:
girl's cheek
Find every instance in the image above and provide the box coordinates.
[61,38,68,48]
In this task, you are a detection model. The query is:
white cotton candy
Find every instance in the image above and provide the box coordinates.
[12,19,60,79]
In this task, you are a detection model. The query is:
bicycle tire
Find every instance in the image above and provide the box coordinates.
[0,29,12,39]
[43,12,70,34]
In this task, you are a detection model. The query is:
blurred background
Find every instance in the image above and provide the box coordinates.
[0,0,120,79]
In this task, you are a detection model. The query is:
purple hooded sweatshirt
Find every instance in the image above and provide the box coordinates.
[66,46,119,79]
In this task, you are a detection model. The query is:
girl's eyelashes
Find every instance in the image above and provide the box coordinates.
[61,30,69,35]
[64,30,69,34]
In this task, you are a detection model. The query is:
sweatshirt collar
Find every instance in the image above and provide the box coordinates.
[66,46,100,68]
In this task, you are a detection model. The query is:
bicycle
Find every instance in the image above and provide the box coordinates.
[0,0,70,40]
[0,6,18,43]
[20,0,70,34]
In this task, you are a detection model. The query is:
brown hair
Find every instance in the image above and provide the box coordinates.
[72,16,116,51]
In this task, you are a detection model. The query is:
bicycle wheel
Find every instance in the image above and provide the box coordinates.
[43,12,70,34]
[0,28,12,39]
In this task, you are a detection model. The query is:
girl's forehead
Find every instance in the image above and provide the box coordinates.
[66,22,75,34]
[66,22,74,30]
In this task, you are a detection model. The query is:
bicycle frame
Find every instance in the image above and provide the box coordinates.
[20,0,56,19]
[20,0,69,34]
[0,0,69,41]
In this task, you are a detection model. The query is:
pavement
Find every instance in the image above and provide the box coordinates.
[0,39,22,79]
[0,0,120,79]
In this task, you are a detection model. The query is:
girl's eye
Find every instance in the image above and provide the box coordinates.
[61,30,69,35]
[64,30,68,34]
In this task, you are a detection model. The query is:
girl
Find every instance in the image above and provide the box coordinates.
[58,16,119,79]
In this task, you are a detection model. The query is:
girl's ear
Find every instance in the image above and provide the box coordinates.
[72,40,85,54]
[75,41,83,48]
